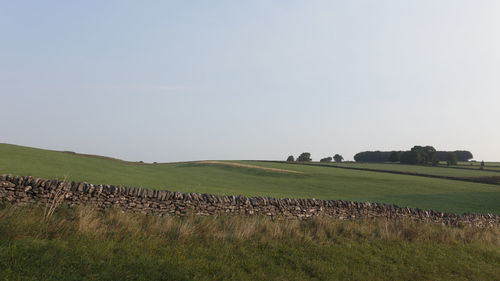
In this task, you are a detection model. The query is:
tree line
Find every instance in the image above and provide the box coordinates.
[354,147,473,164]
[286,153,343,163]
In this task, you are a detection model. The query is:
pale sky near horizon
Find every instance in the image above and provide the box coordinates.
[1,1,499,162]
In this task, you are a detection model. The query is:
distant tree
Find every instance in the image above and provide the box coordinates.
[333,154,344,163]
[320,157,332,163]
[388,151,400,162]
[480,160,485,170]
[404,145,436,165]
[297,152,312,162]
[446,152,457,166]
[436,150,473,162]
[354,151,392,162]
[355,149,473,163]
[286,155,295,162]
[455,151,473,162]
[400,150,419,164]
[424,146,437,164]
[415,146,437,165]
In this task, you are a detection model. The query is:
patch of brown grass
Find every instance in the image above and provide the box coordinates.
[195,161,305,175]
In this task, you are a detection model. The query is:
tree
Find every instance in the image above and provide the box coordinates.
[388,151,400,162]
[480,161,485,170]
[333,154,343,163]
[354,150,474,163]
[320,157,332,163]
[446,152,457,166]
[412,145,437,165]
[400,150,419,164]
[297,152,312,162]
[436,150,473,162]
[354,151,392,162]
[405,145,436,165]
[422,146,437,164]
[286,155,295,162]
[455,151,473,162]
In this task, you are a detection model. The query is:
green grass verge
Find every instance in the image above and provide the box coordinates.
[1,204,499,281]
[2,143,500,214]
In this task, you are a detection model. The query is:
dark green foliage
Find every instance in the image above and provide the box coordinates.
[411,146,437,165]
[333,154,343,163]
[447,152,458,166]
[297,152,312,162]
[400,150,419,164]
[437,151,474,162]
[354,151,393,162]
[399,146,437,165]
[388,151,401,162]
[457,150,474,161]
[320,157,332,163]
[286,155,295,162]
[355,149,473,163]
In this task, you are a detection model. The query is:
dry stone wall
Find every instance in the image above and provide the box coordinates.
[1,174,499,228]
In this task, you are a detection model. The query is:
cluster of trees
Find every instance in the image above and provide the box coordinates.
[399,146,438,165]
[286,153,312,162]
[286,153,343,163]
[319,154,343,163]
[436,151,473,162]
[319,156,332,163]
[285,146,473,166]
[354,147,473,164]
[354,151,396,163]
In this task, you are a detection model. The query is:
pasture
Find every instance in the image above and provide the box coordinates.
[1,143,500,214]
[0,204,499,281]
[314,161,500,178]
[455,161,500,171]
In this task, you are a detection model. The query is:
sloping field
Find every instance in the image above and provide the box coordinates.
[1,143,500,214]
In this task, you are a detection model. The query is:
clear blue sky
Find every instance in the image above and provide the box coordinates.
[1,1,499,162]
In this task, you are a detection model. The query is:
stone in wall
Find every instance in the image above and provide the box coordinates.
[1,174,499,228]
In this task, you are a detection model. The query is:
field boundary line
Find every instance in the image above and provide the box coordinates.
[261,161,500,186]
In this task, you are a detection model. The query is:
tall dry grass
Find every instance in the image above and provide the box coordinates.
[1,203,499,246]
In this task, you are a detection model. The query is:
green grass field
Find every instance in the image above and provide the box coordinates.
[455,161,500,171]
[314,161,500,177]
[1,143,500,214]
[1,204,499,281]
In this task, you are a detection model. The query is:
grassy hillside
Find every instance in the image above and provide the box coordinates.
[1,204,499,281]
[1,143,500,214]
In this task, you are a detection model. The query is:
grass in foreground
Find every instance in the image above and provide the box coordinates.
[0,203,499,280]
[2,143,500,214]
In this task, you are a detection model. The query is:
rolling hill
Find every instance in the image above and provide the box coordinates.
[1,143,500,214]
